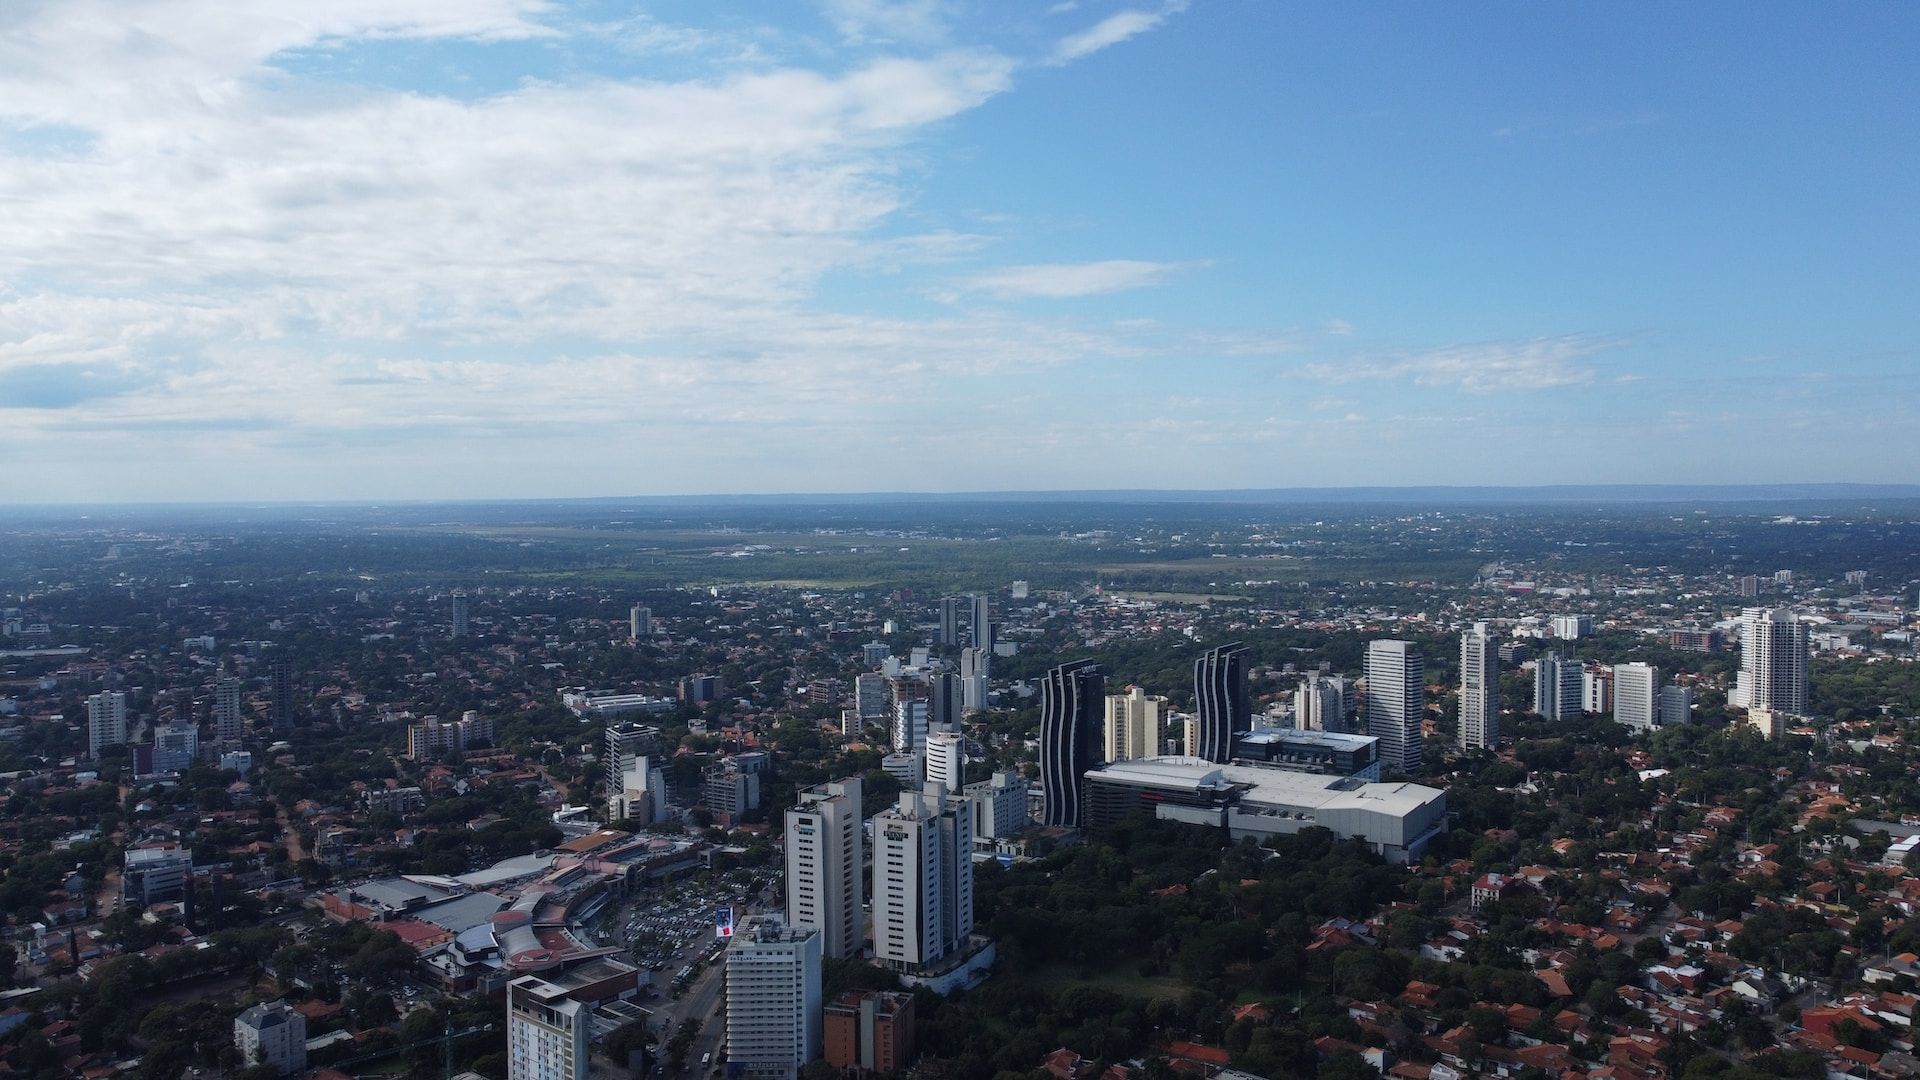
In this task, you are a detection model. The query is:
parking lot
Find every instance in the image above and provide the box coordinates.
[611,868,776,992]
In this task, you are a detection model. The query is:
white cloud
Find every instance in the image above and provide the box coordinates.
[1298,335,1624,393]
[822,0,949,44]
[944,259,1192,299]
[1051,1,1187,64]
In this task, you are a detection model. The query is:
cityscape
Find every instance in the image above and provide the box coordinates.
[1,494,1920,1080]
[3,3,1918,1080]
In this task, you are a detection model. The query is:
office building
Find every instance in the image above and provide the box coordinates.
[628,605,651,639]
[124,844,193,905]
[872,789,973,973]
[1193,643,1251,764]
[925,727,966,794]
[1738,575,1762,597]
[235,1001,307,1075]
[785,778,864,960]
[212,676,245,741]
[964,771,1027,846]
[152,719,199,772]
[1103,685,1163,763]
[1365,640,1425,775]
[1613,663,1660,731]
[1083,758,1448,865]
[1550,615,1593,640]
[451,590,470,637]
[1039,660,1104,828]
[1739,607,1810,714]
[679,674,722,705]
[609,758,667,825]
[1229,729,1381,781]
[1659,684,1694,727]
[936,596,962,648]
[704,761,762,827]
[880,752,922,787]
[959,648,989,713]
[929,671,964,730]
[855,672,891,721]
[969,594,991,653]
[724,916,823,1080]
[1533,655,1583,721]
[87,690,128,759]
[1458,622,1498,750]
[825,991,916,1075]
[507,975,588,1080]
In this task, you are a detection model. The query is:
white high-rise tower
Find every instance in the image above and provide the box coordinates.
[1613,663,1660,731]
[1739,607,1809,714]
[784,778,864,960]
[1366,640,1424,774]
[1458,623,1498,750]
[871,788,973,973]
[88,690,128,759]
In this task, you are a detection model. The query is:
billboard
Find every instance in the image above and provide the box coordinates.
[715,905,735,939]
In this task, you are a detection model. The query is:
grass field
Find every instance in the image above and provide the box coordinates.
[1026,963,1191,1002]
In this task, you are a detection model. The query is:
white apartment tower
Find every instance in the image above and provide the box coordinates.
[1365,640,1425,775]
[872,788,973,973]
[507,975,588,1080]
[1458,622,1498,750]
[629,605,651,639]
[1612,663,1660,731]
[1740,607,1810,714]
[724,916,823,1080]
[1293,678,1338,733]
[784,778,864,960]
[889,678,929,754]
[87,690,128,759]
[1533,655,1583,721]
[1102,685,1162,762]
[925,727,967,793]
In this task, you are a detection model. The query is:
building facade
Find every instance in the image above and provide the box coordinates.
[1458,622,1498,750]
[87,690,127,759]
[1038,660,1104,828]
[1533,655,1583,721]
[1365,639,1425,775]
[1739,607,1810,714]
[507,975,588,1080]
[235,1001,307,1075]
[1613,662,1660,731]
[1193,643,1251,764]
[872,789,973,973]
[1102,685,1163,763]
[785,778,864,960]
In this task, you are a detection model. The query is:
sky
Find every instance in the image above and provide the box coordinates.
[1,1,1916,502]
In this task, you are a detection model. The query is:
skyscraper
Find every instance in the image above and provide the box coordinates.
[1365,639,1425,775]
[1739,607,1810,714]
[212,675,245,742]
[925,727,966,793]
[929,671,963,730]
[1193,643,1250,764]
[1102,685,1162,762]
[969,594,991,653]
[507,975,587,1080]
[1613,663,1660,731]
[959,647,989,712]
[725,916,823,1080]
[87,690,128,759]
[451,590,470,637]
[605,722,660,798]
[936,596,961,647]
[785,778,864,960]
[269,656,293,732]
[629,605,651,639]
[1458,622,1498,750]
[871,788,973,973]
[889,677,929,754]
[1533,655,1583,721]
[1038,660,1103,828]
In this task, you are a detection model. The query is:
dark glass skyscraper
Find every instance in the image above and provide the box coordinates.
[1039,659,1104,827]
[1193,643,1250,763]
[269,655,294,732]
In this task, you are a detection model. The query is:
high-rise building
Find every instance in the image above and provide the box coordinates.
[785,778,864,960]
[507,975,588,1080]
[1739,607,1810,714]
[1458,622,1498,750]
[1659,684,1694,727]
[824,991,916,1075]
[1612,663,1660,731]
[234,1001,307,1075]
[679,674,722,704]
[890,677,929,754]
[152,719,200,772]
[1102,686,1162,763]
[609,758,667,825]
[936,596,962,647]
[1738,575,1761,598]
[959,648,990,713]
[872,789,973,973]
[1193,643,1250,764]
[1293,678,1337,733]
[925,727,967,793]
[629,605,651,639]
[1365,640,1424,775]
[1582,665,1610,714]
[969,594,991,653]
[1550,614,1593,640]
[855,672,891,720]
[929,672,964,730]
[604,722,661,795]
[212,676,245,742]
[725,916,823,1080]
[269,656,293,732]
[87,690,127,759]
[1533,655,1583,721]
[964,771,1027,845]
[1038,660,1104,827]
[451,590,470,637]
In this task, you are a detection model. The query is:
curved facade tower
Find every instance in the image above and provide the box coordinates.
[1039,660,1105,827]
[1192,643,1250,764]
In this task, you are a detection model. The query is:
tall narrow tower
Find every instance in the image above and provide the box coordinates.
[1193,643,1250,763]
[1458,623,1498,750]
[1366,639,1425,774]
[1039,660,1104,828]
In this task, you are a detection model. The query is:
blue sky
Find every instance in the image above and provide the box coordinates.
[0,1,1914,501]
